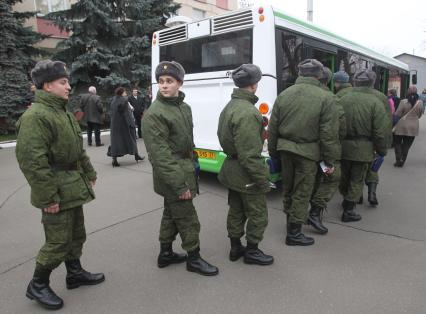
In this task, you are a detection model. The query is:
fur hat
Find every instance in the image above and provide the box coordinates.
[155,61,185,82]
[353,69,373,86]
[320,67,332,84]
[232,64,262,88]
[333,71,350,83]
[31,60,69,89]
[298,59,323,77]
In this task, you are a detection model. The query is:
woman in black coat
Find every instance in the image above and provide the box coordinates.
[109,87,144,167]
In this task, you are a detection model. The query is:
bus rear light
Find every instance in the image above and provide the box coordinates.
[259,102,269,114]
[153,39,157,45]
[258,7,264,14]
[262,130,269,141]
[259,15,265,22]
[262,116,269,127]
[153,33,157,39]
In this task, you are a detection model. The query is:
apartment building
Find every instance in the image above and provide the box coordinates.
[175,0,238,20]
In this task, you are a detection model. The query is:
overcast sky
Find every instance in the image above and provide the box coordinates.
[249,0,426,58]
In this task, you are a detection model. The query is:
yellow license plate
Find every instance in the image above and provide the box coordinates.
[195,149,216,160]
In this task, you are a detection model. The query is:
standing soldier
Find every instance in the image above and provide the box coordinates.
[16,60,105,310]
[268,59,339,246]
[362,72,393,206]
[333,70,352,98]
[142,61,219,276]
[217,64,274,265]
[339,69,388,222]
[75,86,104,146]
[308,67,346,234]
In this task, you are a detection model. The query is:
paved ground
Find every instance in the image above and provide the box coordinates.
[1,119,426,314]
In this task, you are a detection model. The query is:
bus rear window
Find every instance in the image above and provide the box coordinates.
[160,29,253,74]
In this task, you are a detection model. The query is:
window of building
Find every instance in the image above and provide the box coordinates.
[192,8,206,20]
[160,29,253,74]
[35,0,69,15]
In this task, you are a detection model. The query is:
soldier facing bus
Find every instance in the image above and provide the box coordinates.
[16,60,105,310]
[338,69,388,222]
[308,67,346,234]
[142,61,219,276]
[268,59,339,246]
[217,64,274,265]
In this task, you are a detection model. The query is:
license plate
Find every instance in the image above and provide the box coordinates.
[195,149,216,160]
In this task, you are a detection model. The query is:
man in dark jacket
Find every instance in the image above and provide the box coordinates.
[268,59,339,246]
[338,69,388,222]
[16,60,104,310]
[142,61,218,276]
[217,64,274,265]
[76,86,104,146]
[128,88,145,138]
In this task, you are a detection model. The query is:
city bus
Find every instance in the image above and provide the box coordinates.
[151,5,409,177]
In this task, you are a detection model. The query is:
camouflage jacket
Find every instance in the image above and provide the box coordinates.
[16,90,96,210]
[338,87,389,161]
[268,76,339,165]
[217,88,270,194]
[142,91,197,200]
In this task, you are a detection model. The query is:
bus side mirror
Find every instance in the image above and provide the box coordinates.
[412,74,417,85]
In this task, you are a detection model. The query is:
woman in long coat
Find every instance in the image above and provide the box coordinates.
[109,87,144,167]
[393,86,424,167]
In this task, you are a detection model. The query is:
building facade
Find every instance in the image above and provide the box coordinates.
[394,53,426,93]
[174,0,238,20]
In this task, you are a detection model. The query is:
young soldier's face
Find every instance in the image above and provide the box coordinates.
[158,75,182,98]
[43,78,71,100]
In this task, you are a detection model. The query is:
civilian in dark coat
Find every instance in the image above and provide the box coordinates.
[109,87,144,167]
[128,88,145,138]
[77,86,104,146]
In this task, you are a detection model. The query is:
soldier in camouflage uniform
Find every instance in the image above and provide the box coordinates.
[16,60,104,310]
[142,61,218,276]
[338,69,389,222]
[268,59,339,246]
[334,70,353,99]
[362,72,393,206]
[308,68,346,234]
[217,64,274,265]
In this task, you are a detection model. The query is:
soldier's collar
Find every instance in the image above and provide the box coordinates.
[231,88,259,104]
[295,76,322,87]
[34,90,68,110]
[156,90,186,106]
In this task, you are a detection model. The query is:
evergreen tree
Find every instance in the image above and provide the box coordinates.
[0,0,46,134]
[47,0,179,99]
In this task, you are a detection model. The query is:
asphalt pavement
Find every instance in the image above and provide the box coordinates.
[1,119,426,314]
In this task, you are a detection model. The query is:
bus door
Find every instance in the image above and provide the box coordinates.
[303,38,337,90]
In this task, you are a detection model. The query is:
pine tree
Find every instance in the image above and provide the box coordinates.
[47,0,179,100]
[0,0,45,134]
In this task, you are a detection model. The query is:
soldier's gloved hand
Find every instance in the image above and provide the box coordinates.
[179,189,192,200]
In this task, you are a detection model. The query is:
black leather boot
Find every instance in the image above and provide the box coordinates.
[112,157,120,167]
[358,195,363,204]
[65,259,105,289]
[135,154,145,163]
[243,242,274,265]
[285,223,314,246]
[308,205,328,234]
[229,238,245,262]
[367,183,378,205]
[26,264,63,310]
[157,243,187,268]
[186,247,219,276]
[341,200,362,222]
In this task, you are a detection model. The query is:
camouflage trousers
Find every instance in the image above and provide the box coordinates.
[339,160,370,202]
[281,151,318,224]
[365,166,379,184]
[37,206,86,270]
[227,189,268,244]
[311,161,341,209]
[159,198,200,252]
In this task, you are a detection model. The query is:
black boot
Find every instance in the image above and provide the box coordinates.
[26,264,63,310]
[367,183,378,206]
[65,259,105,289]
[186,247,219,276]
[112,157,120,167]
[285,223,314,246]
[358,195,363,204]
[308,205,328,234]
[229,238,245,262]
[243,242,274,265]
[341,200,362,222]
[157,243,187,268]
